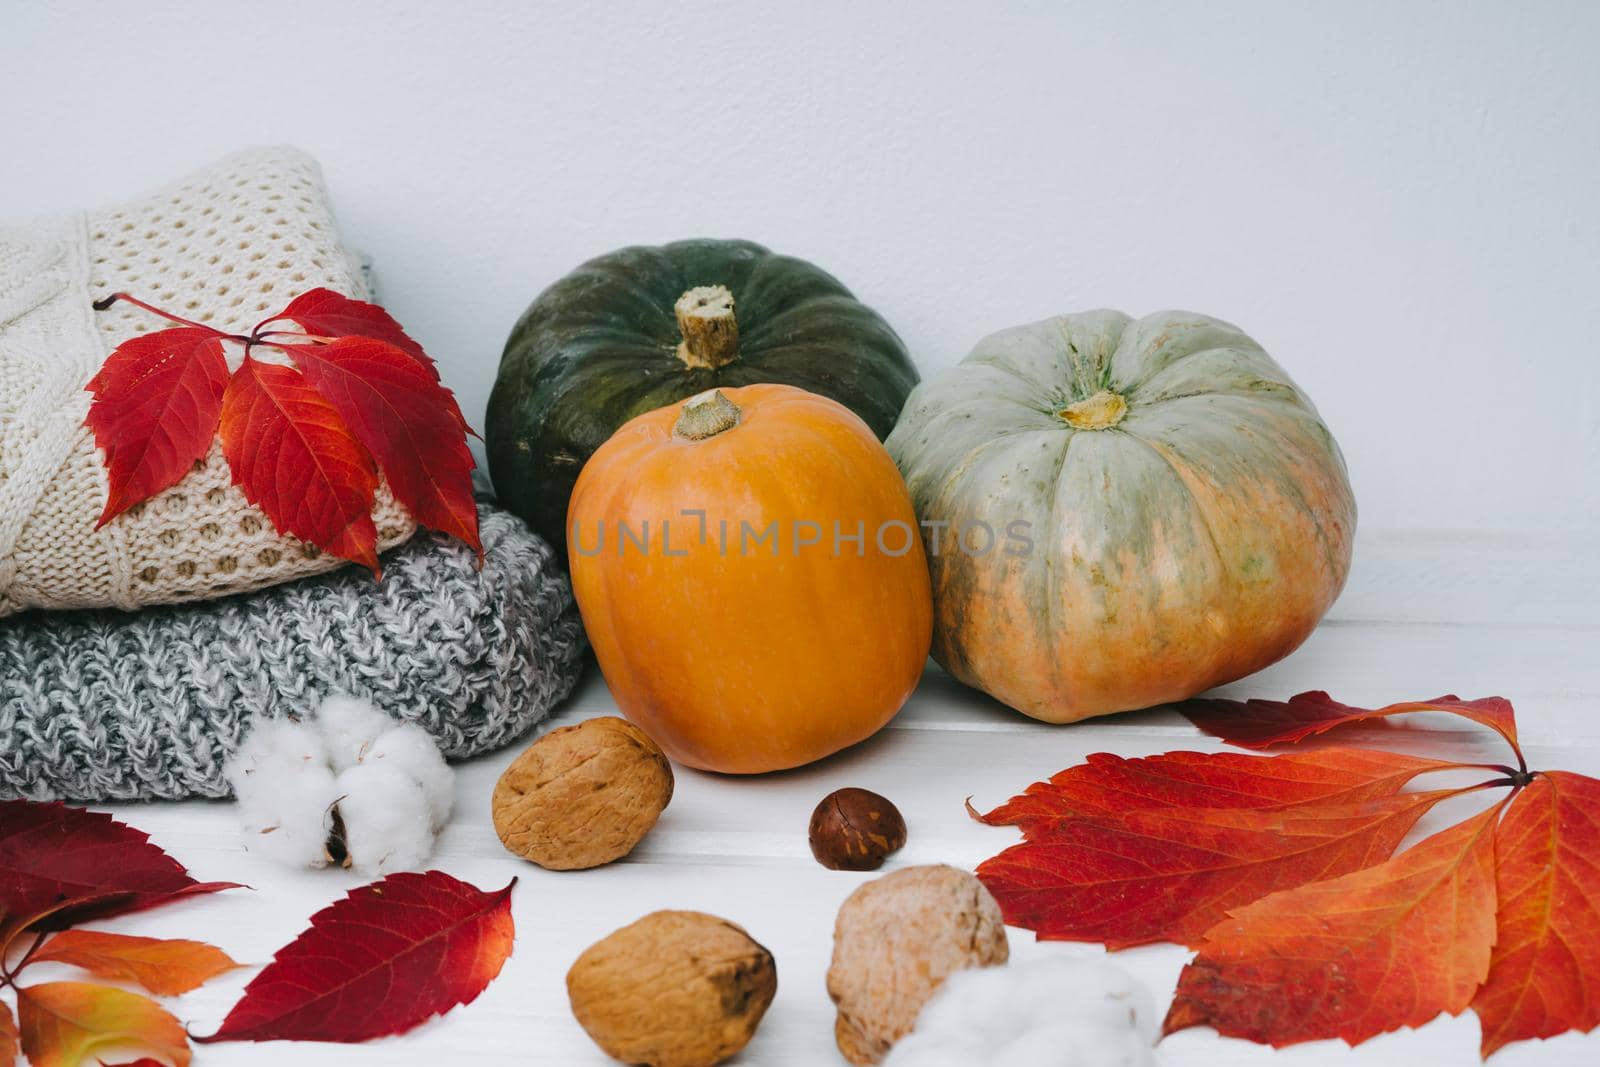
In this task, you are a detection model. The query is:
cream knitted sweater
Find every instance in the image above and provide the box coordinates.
[0,147,413,616]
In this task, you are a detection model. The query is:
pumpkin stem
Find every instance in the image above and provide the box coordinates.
[1059,390,1128,430]
[674,389,742,440]
[675,285,740,369]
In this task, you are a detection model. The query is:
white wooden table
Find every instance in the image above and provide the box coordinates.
[80,530,1598,1066]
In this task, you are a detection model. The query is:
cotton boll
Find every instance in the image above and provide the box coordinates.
[317,693,395,770]
[236,765,340,869]
[363,723,454,831]
[884,957,1157,1067]
[225,718,327,806]
[225,719,340,869]
[334,763,435,876]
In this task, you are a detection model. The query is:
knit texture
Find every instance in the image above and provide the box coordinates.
[0,146,413,617]
[0,506,587,802]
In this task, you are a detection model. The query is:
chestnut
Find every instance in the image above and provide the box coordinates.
[809,787,907,871]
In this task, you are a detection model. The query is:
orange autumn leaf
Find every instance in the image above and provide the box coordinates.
[1164,799,1506,1047]
[1472,771,1600,1056]
[0,1001,17,1067]
[32,930,240,996]
[17,982,189,1067]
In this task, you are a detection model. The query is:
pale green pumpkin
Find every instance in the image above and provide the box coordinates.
[885,310,1356,723]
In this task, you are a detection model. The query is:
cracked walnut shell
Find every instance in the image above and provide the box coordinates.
[827,864,1009,1064]
[491,716,673,870]
[567,910,778,1067]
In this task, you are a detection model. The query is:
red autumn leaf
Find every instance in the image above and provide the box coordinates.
[219,355,380,573]
[265,289,474,434]
[32,930,240,997]
[17,983,189,1067]
[978,788,1457,949]
[973,747,1453,838]
[265,288,433,372]
[196,870,515,1044]
[1472,771,1600,1055]
[0,1002,17,1067]
[284,339,480,553]
[86,289,479,566]
[1164,798,1506,1048]
[1180,690,1523,763]
[82,327,230,527]
[0,801,237,927]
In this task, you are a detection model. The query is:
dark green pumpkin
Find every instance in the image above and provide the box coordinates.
[486,239,919,554]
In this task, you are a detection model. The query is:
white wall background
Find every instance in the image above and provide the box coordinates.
[5,0,1598,537]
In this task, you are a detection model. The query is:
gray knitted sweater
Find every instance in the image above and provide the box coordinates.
[0,506,587,801]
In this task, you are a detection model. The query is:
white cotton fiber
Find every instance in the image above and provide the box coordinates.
[333,763,436,876]
[225,720,340,869]
[226,695,454,874]
[884,956,1158,1067]
[317,693,395,771]
[360,723,454,830]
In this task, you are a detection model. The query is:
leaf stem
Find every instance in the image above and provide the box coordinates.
[254,329,337,345]
[93,292,236,336]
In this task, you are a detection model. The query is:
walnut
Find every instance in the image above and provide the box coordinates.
[826,864,1009,1064]
[567,910,777,1067]
[491,716,673,870]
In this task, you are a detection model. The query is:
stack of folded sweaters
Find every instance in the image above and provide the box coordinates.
[0,148,586,801]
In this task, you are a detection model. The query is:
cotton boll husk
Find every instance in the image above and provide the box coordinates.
[225,719,340,869]
[317,693,394,770]
[884,957,1157,1067]
[334,763,435,876]
[363,723,454,830]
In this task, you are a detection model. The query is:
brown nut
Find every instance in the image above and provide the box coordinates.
[567,910,777,1067]
[826,864,1008,1064]
[809,787,907,870]
[491,716,673,870]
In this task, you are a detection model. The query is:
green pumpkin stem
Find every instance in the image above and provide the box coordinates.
[674,389,742,440]
[675,285,740,369]
[1059,390,1128,430]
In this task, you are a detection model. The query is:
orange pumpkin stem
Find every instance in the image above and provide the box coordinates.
[675,285,740,370]
[674,389,742,440]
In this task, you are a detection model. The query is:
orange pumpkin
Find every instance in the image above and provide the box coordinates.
[567,384,933,773]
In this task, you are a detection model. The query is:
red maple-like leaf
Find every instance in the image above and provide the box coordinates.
[82,327,229,527]
[1165,798,1506,1047]
[1179,690,1523,764]
[978,788,1459,949]
[972,747,1453,838]
[195,871,516,1044]
[265,288,433,372]
[219,355,381,573]
[84,289,478,567]
[0,801,237,928]
[284,340,480,552]
[977,692,1600,1057]
[1471,771,1600,1056]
